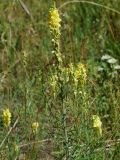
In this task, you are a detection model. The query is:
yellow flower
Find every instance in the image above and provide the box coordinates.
[92,115,102,136]
[3,108,11,128]
[74,63,87,86]
[32,122,39,134]
[49,7,61,31]
[49,5,62,66]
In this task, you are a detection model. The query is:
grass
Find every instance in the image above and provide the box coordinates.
[0,0,120,159]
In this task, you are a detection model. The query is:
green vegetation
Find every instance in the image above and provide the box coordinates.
[0,0,120,159]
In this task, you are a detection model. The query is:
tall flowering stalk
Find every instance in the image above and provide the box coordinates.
[48,3,70,158]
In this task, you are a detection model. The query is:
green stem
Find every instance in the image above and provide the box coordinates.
[62,100,69,158]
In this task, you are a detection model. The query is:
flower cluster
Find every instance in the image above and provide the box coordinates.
[92,115,102,136]
[32,122,39,134]
[74,63,87,87]
[3,108,11,128]
[49,7,61,32]
[69,63,87,96]
[49,6,62,66]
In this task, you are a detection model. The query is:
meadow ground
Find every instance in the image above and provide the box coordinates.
[0,0,120,159]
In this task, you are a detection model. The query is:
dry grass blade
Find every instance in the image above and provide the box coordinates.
[18,0,31,16]
[0,118,19,149]
[19,139,52,148]
[59,0,120,15]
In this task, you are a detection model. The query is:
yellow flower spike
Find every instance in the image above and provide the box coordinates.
[32,122,39,134]
[92,115,102,136]
[49,4,62,66]
[49,7,61,31]
[3,108,11,128]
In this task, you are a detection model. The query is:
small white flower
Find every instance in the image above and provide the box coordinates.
[101,54,112,61]
[114,65,120,70]
[107,58,117,64]
[97,67,104,72]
